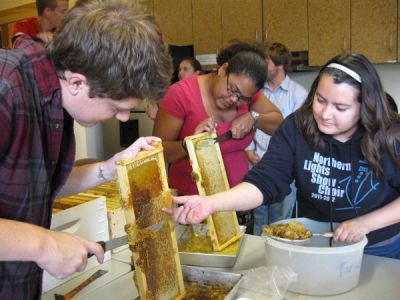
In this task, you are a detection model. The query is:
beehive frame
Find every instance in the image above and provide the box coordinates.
[116,144,185,300]
[184,132,242,251]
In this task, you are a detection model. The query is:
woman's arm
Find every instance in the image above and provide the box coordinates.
[250,94,283,135]
[230,94,283,138]
[153,108,187,164]
[163,182,264,224]
[335,197,400,243]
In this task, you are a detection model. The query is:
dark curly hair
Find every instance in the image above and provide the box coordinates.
[217,41,267,90]
[295,53,400,177]
[216,41,265,65]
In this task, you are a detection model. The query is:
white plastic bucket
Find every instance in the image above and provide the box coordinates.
[264,218,368,296]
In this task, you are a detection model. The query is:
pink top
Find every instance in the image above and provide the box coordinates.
[160,75,262,195]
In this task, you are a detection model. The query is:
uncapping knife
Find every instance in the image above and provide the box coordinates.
[88,221,164,257]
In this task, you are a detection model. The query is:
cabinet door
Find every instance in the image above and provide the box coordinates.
[138,0,154,14]
[308,0,350,66]
[153,0,192,46]
[398,2,400,61]
[351,0,397,63]
[263,0,308,51]
[192,0,222,55]
[221,0,263,48]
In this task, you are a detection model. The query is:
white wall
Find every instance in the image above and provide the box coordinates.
[75,123,104,160]
[290,63,400,109]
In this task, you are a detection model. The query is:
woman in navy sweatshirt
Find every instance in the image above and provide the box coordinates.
[164,53,400,259]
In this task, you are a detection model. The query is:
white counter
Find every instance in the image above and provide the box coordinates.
[43,234,400,299]
[233,235,400,299]
[41,260,132,300]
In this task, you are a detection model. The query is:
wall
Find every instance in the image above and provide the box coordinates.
[290,63,400,110]
[0,0,76,11]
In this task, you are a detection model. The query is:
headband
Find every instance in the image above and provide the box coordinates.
[326,63,362,83]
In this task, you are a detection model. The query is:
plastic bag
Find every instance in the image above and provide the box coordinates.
[237,266,297,300]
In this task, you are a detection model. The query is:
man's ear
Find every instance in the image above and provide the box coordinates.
[217,62,229,76]
[42,7,54,18]
[63,71,88,96]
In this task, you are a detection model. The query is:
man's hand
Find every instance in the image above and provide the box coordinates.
[113,136,160,161]
[99,136,160,180]
[36,32,54,45]
[145,103,158,120]
[36,230,104,279]
[246,150,261,165]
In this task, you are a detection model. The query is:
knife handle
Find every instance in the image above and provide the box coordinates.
[87,241,106,258]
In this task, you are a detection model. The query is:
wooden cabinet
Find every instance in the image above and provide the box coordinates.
[351,0,397,63]
[308,0,350,66]
[153,0,192,46]
[263,0,308,52]
[138,0,154,14]
[398,2,400,61]
[192,0,262,56]
[0,2,37,48]
[220,0,263,48]
[192,0,222,55]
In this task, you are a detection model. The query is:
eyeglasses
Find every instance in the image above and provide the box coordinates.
[226,74,252,104]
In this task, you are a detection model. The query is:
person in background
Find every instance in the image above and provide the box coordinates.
[145,57,203,120]
[0,0,172,298]
[12,0,69,46]
[154,41,283,231]
[386,92,398,113]
[246,42,307,235]
[178,56,202,81]
[164,53,400,259]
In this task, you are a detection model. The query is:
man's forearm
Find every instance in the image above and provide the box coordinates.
[0,219,46,262]
[56,163,104,198]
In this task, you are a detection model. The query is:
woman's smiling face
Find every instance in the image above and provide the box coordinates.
[313,74,361,142]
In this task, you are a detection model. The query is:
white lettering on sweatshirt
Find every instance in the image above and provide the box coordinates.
[304,152,349,202]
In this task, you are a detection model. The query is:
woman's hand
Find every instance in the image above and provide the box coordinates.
[230,112,254,139]
[333,219,369,244]
[162,195,213,224]
[194,117,217,134]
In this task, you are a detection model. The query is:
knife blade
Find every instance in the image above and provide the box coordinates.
[215,130,233,143]
[195,130,233,150]
[88,221,164,257]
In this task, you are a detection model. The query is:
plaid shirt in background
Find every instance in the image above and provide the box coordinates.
[0,35,75,299]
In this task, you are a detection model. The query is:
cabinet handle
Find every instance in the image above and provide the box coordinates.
[255,29,259,42]
[264,27,268,44]
[388,31,394,52]
[343,37,347,52]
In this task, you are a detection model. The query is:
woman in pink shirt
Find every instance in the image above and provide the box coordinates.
[154,43,282,227]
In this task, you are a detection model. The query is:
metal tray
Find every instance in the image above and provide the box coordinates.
[177,224,245,268]
[182,265,243,300]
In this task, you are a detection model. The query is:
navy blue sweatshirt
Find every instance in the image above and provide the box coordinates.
[244,114,400,246]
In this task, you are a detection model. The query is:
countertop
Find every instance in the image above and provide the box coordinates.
[42,234,400,299]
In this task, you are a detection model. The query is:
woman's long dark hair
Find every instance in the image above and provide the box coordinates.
[295,53,400,177]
